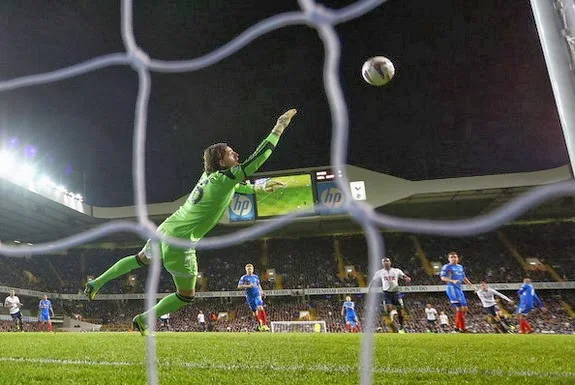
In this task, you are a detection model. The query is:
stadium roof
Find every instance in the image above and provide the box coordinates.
[0,177,103,244]
[1,165,574,246]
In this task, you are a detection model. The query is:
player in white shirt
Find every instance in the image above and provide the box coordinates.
[475,281,514,333]
[159,313,171,331]
[368,257,411,333]
[424,304,439,333]
[438,311,450,332]
[197,310,207,332]
[4,290,24,331]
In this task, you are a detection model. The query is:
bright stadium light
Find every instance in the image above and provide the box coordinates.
[37,175,52,188]
[0,151,16,175]
[14,163,36,182]
[0,144,85,203]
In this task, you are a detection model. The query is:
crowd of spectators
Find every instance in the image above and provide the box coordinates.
[503,223,575,281]
[0,320,42,332]
[33,290,573,334]
[4,226,564,294]
[120,223,574,290]
[1,222,574,334]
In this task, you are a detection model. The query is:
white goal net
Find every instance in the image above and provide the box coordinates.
[271,321,327,333]
[1,1,575,385]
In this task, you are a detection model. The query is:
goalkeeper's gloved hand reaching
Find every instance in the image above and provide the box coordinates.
[272,108,297,137]
[256,179,287,193]
[263,179,286,192]
[253,108,295,193]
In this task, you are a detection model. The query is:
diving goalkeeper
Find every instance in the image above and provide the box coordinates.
[84,108,297,335]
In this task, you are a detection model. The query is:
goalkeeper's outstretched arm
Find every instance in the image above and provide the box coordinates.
[228,109,297,185]
[220,108,295,193]
[242,108,296,178]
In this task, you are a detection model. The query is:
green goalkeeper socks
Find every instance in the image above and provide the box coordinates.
[139,293,193,323]
[93,255,143,290]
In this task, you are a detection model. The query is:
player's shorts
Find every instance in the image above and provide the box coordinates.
[484,305,500,317]
[446,285,467,307]
[247,296,264,312]
[427,319,437,325]
[345,314,357,326]
[10,311,22,320]
[382,291,403,307]
[39,312,51,322]
[517,304,533,315]
[142,238,197,292]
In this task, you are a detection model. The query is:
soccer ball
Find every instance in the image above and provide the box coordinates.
[361,56,395,86]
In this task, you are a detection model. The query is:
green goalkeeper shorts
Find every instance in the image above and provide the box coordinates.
[142,240,198,292]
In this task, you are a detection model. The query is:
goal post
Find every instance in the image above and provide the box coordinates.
[270,320,328,333]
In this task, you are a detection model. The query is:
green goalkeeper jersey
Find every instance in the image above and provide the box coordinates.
[159,133,280,242]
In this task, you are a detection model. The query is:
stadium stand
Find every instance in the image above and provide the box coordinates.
[2,223,575,292]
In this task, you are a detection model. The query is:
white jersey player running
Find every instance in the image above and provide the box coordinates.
[368,257,411,333]
[475,281,514,333]
[4,290,24,331]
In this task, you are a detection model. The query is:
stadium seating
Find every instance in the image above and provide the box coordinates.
[1,222,574,335]
[2,222,574,292]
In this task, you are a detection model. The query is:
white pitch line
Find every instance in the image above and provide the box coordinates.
[0,357,573,379]
[0,357,133,366]
[176,362,575,378]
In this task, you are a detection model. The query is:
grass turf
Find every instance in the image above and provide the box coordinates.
[0,332,572,385]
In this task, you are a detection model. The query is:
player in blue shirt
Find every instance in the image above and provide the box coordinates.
[38,295,54,332]
[516,278,546,334]
[341,295,360,333]
[237,264,269,331]
[440,251,476,332]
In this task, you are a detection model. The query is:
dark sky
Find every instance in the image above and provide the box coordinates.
[0,0,567,206]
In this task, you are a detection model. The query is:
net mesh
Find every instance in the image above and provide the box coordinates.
[0,1,574,384]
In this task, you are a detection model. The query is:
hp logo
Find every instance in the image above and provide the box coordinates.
[231,194,253,217]
[320,187,343,209]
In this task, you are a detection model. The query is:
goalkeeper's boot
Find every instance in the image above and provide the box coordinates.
[132,315,150,336]
[84,281,99,301]
[262,325,270,332]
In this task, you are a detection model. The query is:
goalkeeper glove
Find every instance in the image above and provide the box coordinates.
[255,179,287,193]
[271,108,297,136]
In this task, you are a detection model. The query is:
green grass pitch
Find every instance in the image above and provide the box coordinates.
[255,174,315,217]
[0,333,572,385]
